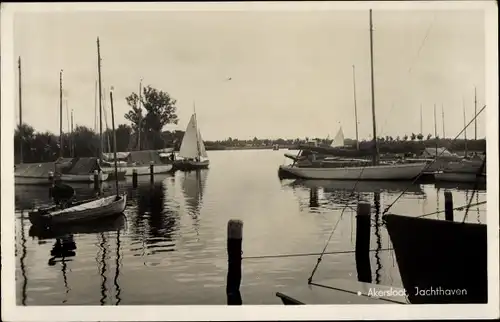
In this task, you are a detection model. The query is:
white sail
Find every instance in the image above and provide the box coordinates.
[330,127,345,148]
[197,127,208,158]
[179,114,200,159]
[179,113,209,160]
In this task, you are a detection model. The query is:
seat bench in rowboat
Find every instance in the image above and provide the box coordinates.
[31,193,127,226]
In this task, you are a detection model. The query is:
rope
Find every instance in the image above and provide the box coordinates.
[414,201,486,219]
[307,166,368,284]
[382,104,487,217]
[242,248,393,260]
[462,159,487,223]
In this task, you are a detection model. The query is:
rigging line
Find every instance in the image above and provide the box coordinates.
[382,104,487,216]
[307,166,368,284]
[462,159,487,223]
[243,248,394,260]
[414,201,487,218]
[378,14,436,136]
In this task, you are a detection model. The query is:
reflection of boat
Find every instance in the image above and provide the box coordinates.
[29,213,126,240]
[288,179,423,194]
[181,170,208,217]
[434,180,486,192]
[434,159,486,183]
[384,214,487,304]
[174,109,210,171]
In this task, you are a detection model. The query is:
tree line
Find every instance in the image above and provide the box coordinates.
[14,86,486,164]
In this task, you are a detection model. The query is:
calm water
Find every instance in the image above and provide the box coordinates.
[14,150,487,305]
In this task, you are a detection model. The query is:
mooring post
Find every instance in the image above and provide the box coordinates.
[355,202,372,283]
[149,162,154,184]
[309,187,319,208]
[226,219,243,305]
[132,169,138,189]
[93,170,99,191]
[48,171,54,198]
[444,191,454,221]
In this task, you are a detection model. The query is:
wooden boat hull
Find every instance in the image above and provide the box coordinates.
[173,159,210,171]
[384,214,487,304]
[15,173,109,185]
[32,194,127,226]
[101,164,173,176]
[278,163,427,180]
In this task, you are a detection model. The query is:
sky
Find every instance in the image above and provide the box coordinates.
[12,4,487,141]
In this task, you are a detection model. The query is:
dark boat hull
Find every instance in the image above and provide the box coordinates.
[173,160,209,171]
[384,214,487,304]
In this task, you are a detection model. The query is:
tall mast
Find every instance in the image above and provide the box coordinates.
[369,9,378,166]
[463,97,468,156]
[109,87,120,197]
[59,69,63,159]
[420,104,423,135]
[97,37,103,158]
[94,80,98,132]
[441,104,445,139]
[18,57,23,164]
[433,103,438,155]
[71,108,74,157]
[137,79,142,151]
[352,65,359,150]
[474,86,477,140]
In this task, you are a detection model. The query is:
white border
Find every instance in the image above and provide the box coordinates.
[1,1,498,321]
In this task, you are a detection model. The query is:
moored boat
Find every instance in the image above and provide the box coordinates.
[101,150,174,176]
[384,214,487,304]
[173,106,210,171]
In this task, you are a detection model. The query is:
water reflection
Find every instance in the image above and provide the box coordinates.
[19,211,28,305]
[181,170,209,236]
[47,235,77,304]
[373,192,382,285]
[97,232,108,305]
[114,229,122,305]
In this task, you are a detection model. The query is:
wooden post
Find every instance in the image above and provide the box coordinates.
[132,169,138,188]
[226,219,243,305]
[309,187,319,208]
[355,202,372,283]
[48,171,54,198]
[149,162,154,184]
[444,191,454,221]
[93,170,99,191]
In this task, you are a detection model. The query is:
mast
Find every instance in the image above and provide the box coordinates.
[71,109,74,157]
[474,86,477,140]
[352,65,359,150]
[441,104,446,139]
[368,9,378,166]
[433,103,438,156]
[59,69,63,159]
[109,87,119,197]
[18,57,23,164]
[137,79,142,151]
[94,80,98,132]
[463,97,468,156]
[420,104,423,135]
[193,101,201,158]
[66,100,70,156]
[97,37,103,159]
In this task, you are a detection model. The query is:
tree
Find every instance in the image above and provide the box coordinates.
[417,133,424,141]
[72,126,99,157]
[410,133,416,141]
[14,123,35,163]
[402,135,408,141]
[426,133,432,140]
[125,85,179,150]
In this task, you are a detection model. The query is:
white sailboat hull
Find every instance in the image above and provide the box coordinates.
[36,194,127,225]
[101,164,173,176]
[279,163,427,180]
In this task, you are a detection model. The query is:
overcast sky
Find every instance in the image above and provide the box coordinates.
[12,4,487,141]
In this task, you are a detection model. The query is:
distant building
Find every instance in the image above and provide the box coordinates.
[421,147,460,159]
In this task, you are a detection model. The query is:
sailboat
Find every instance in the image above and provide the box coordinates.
[28,40,127,227]
[174,107,209,171]
[278,11,426,180]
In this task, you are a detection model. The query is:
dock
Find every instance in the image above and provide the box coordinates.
[275,278,409,305]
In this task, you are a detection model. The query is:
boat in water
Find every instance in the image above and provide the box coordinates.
[384,213,487,304]
[434,158,486,183]
[100,150,174,176]
[173,109,209,171]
